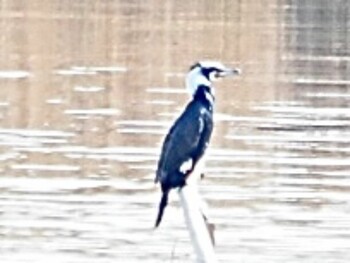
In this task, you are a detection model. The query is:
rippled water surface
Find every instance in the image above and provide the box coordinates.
[1,1,350,262]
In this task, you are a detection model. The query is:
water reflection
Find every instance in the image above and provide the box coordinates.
[0,1,350,263]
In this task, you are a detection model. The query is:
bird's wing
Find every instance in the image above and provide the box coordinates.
[155,102,205,183]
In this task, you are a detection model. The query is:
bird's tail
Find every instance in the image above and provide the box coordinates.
[154,189,169,228]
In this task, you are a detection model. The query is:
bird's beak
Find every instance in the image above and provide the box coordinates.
[217,67,241,78]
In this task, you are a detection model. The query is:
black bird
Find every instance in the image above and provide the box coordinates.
[154,61,240,228]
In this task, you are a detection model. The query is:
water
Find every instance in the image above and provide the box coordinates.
[0,1,350,262]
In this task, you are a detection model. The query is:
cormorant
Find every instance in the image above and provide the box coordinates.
[154,61,240,227]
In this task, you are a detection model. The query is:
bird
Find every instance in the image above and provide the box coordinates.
[154,61,240,228]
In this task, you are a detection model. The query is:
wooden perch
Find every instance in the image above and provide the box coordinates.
[179,184,217,263]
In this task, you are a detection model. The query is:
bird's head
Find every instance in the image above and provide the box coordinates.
[186,61,240,96]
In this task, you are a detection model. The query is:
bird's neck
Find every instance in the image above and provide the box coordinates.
[193,85,215,111]
[186,68,212,96]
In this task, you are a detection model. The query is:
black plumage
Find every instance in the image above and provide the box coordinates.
[154,84,214,227]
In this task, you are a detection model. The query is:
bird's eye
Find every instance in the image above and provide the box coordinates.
[209,70,220,81]
[212,69,224,79]
[214,71,221,78]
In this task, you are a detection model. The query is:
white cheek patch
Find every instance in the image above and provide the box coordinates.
[179,158,193,174]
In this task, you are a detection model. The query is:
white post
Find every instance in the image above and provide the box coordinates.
[179,185,217,263]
